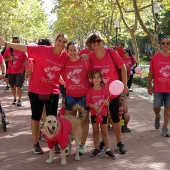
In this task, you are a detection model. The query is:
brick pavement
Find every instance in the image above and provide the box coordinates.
[0,82,170,170]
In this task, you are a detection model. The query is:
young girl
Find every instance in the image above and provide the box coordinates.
[86,70,115,159]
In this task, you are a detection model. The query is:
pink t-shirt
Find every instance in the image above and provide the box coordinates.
[25,58,34,70]
[62,57,93,97]
[89,48,124,98]
[79,48,91,55]
[27,45,68,95]
[0,54,4,64]
[122,56,136,79]
[3,48,27,74]
[150,52,170,93]
[86,87,109,116]
[116,47,125,58]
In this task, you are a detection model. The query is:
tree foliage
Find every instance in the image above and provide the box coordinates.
[52,0,170,55]
[0,0,50,43]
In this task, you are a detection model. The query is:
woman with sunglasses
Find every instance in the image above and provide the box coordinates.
[148,36,170,137]
[86,33,128,155]
[0,34,68,154]
[123,49,137,94]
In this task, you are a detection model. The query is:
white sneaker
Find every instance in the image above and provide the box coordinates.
[5,118,9,125]
[162,126,170,137]
[79,145,86,155]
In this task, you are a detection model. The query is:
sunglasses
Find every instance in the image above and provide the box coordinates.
[161,42,170,45]
[123,52,127,54]
[91,39,102,44]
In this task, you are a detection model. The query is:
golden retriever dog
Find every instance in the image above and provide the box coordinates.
[41,104,86,166]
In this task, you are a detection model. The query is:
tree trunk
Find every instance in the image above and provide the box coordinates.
[130,31,139,64]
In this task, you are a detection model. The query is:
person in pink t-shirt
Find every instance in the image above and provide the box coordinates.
[122,49,137,95]
[0,53,6,80]
[3,37,27,106]
[148,36,170,137]
[87,33,128,154]
[0,34,68,154]
[111,43,125,58]
[62,41,93,155]
[86,70,115,159]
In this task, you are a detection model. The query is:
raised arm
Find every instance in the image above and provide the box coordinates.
[0,58,6,80]
[0,36,27,52]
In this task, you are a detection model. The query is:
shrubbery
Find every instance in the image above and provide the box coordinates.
[133,68,149,88]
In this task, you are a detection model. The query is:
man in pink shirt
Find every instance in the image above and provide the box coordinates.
[148,36,170,137]
[3,37,27,106]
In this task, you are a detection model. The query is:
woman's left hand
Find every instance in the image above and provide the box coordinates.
[81,54,89,61]
[123,85,129,96]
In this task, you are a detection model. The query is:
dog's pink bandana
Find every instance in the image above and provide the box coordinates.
[45,116,72,150]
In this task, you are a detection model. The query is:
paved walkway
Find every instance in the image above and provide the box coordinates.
[0,82,170,170]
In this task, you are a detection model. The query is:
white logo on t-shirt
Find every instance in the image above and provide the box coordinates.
[67,69,82,84]
[44,66,60,80]
[160,65,170,78]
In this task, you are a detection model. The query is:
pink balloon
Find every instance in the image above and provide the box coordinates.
[109,80,124,95]
[135,67,141,74]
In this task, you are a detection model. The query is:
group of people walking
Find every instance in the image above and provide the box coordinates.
[0,34,169,160]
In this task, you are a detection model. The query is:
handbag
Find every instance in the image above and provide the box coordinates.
[108,49,121,80]
[95,114,103,124]
[38,94,50,101]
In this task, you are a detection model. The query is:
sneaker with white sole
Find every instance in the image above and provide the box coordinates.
[162,126,170,137]
[105,150,116,159]
[17,100,22,106]
[154,115,161,129]
[33,142,43,154]
[91,149,101,157]
[79,145,86,155]
[12,100,17,105]
[99,141,105,152]
[117,142,126,154]
[55,144,61,153]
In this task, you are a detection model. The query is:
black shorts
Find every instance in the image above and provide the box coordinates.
[109,96,120,123]
[59,85,66,98]
[91,115,108,124]
[29,92,59,121]
[8,73,25,87]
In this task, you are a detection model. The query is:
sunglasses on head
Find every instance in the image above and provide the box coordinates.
[91,39,102,44]
[161,42,170,45]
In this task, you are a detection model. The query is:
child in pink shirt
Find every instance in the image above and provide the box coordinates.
[86,70,115,159]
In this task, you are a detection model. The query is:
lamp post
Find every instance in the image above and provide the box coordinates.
[114,20,119,45]
[154,2,160,32]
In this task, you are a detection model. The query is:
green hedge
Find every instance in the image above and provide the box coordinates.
[133,76,148,88]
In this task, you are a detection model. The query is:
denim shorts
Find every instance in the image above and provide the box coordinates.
[154,92,170,107]
[65,94,88,111]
